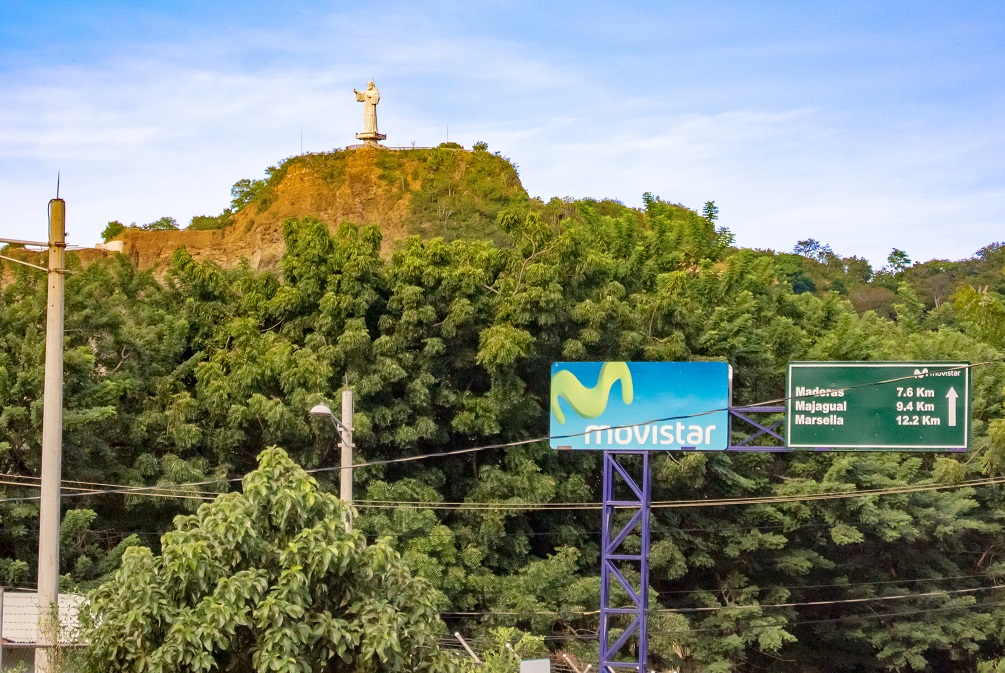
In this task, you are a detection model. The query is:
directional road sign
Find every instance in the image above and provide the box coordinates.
[786,362,970,451]
[550,361,732,451]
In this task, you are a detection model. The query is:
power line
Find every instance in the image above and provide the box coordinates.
[0,359,1000,505]
[537,599,1005,641]
[448,599,1005,645]
[0,472,219,496]
[3,469,1005,509]
[10,513,1003,599]
[317,360,1002,476]
[661,585,1003,613]
[657,572,1005,596]
[3,468,1005,509]
[0,477,215,501]
[0,473,222,502]
[348,474,1005,510]
[437,584,1004,618]
[357,508,1005,538]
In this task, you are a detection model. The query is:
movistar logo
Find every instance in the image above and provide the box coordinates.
[551,362,634,424]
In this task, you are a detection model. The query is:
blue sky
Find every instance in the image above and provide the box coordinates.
[1,1,1003,266]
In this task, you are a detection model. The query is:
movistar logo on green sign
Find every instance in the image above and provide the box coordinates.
[550,362,731,451]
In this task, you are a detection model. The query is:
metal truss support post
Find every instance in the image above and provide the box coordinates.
[727,405,787,451]
[596,406,784,672]
[599,451,652,673]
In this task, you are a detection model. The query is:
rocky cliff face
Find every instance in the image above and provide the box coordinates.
[110,145,528,273]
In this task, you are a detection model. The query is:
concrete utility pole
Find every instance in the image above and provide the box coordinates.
[1,586,5,671]
[37,198,66,673]
[0,199,67,673]
[310,389,354,530]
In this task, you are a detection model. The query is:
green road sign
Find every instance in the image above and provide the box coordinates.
[786,362,970,451]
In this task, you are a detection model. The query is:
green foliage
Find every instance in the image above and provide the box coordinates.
[887,247,912,273]
[82,447,462,673]
[3,185,1005,672]
[100,217,181,239]
[702,200,718,223]
[478,628,547,673]
[642,192,734,267]
[953,285,1005,348]
[231,177,265,210]
[793,238,834,262]
[230,163,293,213]
[100,220,125,242]
[142,216,180,231]
[396,146,529,241]
[0,253,211,588]
[59,508,140,589]
[230,149,529,244]
[189,210,234,231]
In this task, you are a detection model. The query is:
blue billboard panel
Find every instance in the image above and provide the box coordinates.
[550,361,732,451]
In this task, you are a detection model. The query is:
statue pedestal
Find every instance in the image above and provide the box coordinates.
[355,131,386,148]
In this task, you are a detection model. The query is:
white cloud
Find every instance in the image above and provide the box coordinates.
[1,5,1003,270]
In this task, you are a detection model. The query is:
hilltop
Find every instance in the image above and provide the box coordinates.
[108,143,530,270]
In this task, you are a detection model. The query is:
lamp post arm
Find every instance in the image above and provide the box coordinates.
[309,397,355,529]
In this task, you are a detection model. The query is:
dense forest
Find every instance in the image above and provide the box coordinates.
[3,168,1005,672]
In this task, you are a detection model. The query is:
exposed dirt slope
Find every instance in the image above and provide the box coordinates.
[111,145,528,273]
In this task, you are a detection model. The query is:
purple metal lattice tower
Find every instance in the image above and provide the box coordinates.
[599,451,652,673]
[597,407,786,672]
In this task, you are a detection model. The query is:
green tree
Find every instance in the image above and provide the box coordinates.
[702,200,718,224]
[231,177,266,211]
[0,253,202,590]
[100,220,125,242]
[886,248,912,273]
[793,238,834,262]
[478,627,547,673]
[189,210,234,231]
[953,285,1005,348]
[142,216,180,231]
[5,182,1005,672]
[82,447,461,673]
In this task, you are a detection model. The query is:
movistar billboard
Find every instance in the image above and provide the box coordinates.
[550,362,732,451]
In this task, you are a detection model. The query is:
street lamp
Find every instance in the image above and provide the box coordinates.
[309,404,347,431]
[309,392,354,522]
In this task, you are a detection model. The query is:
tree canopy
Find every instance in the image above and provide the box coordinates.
[2,192,1005,672]
[82,447,461,673]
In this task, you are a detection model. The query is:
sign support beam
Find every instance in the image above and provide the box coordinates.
[597,407,805,672]
[575,362,971,672]
[599,451,651,673]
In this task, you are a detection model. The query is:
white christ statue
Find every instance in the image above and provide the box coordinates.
[354,81,380,134]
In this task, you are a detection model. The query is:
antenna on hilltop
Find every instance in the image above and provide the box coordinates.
[56,172,60,199]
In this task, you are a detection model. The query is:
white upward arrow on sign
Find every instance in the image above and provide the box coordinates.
[946,387,959,427]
